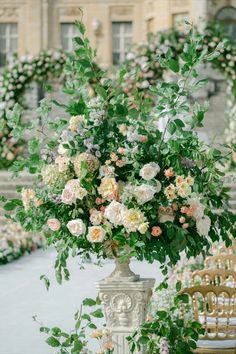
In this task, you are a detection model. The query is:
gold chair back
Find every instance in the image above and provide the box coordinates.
[179,285,236,341]
[192,269,236,287]
[204,255,236,271]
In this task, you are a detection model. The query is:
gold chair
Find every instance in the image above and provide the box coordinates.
[204,256,236,271]
[179,285,236,353]
[192,269,236,287]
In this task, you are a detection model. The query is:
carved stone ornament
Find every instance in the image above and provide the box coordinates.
[58,7,82,17]
[0,7,19,18]
[97,260,155,354]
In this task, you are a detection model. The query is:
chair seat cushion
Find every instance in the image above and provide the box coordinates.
[199,316,236,325]
[197,339,236,349]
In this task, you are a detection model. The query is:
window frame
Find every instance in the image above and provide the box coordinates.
[0,23,18,67]
[60,23,77,52]
[112,21,133,65]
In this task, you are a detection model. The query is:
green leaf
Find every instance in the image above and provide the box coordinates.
[174,119,185,128]
[46,336,60,347]
[82,298,97,307]
[75,21,86,35]
[95,85,107,100]
[168,58,180,73]
[168,121,176,134]
[176,280,182,292]
[90,309,104,318]
[73,36,84,46]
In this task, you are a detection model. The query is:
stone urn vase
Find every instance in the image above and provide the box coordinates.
[96,258,155,354]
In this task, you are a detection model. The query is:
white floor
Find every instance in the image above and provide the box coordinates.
[0,248,163,354]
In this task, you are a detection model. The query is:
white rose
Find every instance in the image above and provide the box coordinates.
[159,214,175,223]
[67,219,86,236]
[196,216,211,237]
[177,182,191,198]
[138,222,149,234]
[55,156,69,172]
[58,143,68,155]
[90,210,103,225]
[61,188,76,205]
[99,165,115,177]
[156,180,162,193]
[188,197,205,219]
[87,226,106,243]
[134,184,156,204]
[64,179,87,201]
[104,201,127,226]
[123,208,146,232]
[140,162,160,180]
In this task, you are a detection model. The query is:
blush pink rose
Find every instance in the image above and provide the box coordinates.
[47,218,61,231]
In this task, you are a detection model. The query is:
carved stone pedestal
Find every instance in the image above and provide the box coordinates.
[96,273,155,354]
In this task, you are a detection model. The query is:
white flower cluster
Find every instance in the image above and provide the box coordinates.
[0,50,65,118]
[0,222,44,264]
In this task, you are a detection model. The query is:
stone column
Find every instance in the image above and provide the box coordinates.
[97,270,155,354]
[191,0,208,31]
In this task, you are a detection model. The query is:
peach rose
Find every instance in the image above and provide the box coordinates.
[87,226,106,243]
[151,226,162,237]
[98,177,119,201]
[179,216,186,224]
[164,168,175,178]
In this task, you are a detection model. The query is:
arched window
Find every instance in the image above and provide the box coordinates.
[215,6,236,41]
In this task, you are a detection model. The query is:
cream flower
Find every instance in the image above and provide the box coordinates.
[21,188,36,210]
[159,214,175,223]
[47,218,61,231]
[42,164,71,188]
[139,162,160,180]
[90,210,103,225]
[98,177,119,201]
[87,226,106,243]
[91,329,103,338]
[55,156,69,172]
[175,175,184,186]
[68,115,85,132]
[67,219,86,236]
[196,216,211,236]
[99,165,115,177]
[61,179,87,205]
[58,143,68,155]
[186,175,194,186]
[104,201,127,226]
[138,222,149,234]
[73,152,99,177]
[61,188,76,205]
[177,182,191,198]
[164,184,176,200]
[123,208,146,232]
[118,124,128,135]
[134,184,156,204]
[156,180,162,193]
[188,197,205,219]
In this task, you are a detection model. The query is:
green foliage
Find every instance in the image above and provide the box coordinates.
[33,297,113,354]
[2,21,236,282]
[127,282,204,354]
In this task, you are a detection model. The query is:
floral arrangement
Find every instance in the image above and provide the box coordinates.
[0,50,66,169]
[128,282,204,354]
[34,297,114,354]
[123,22,236,168]
[3,22,236,283]
[0,221,44,265]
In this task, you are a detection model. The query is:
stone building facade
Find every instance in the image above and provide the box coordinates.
[0,0,236,142]
[0,0,236,68]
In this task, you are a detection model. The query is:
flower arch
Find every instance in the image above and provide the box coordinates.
[0,50,66,169]
[123,22,236,167]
